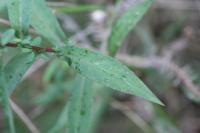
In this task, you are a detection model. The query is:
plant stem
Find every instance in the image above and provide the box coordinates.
[1,42,56,53]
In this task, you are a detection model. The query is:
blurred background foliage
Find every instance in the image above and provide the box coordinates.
[0,0,200,133]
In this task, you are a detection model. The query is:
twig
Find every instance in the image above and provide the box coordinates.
[2,43,56,53]
[0,18,36,34]
[100,29,110,54]
[162,38,188,60]
[71,25,94,48]
[117,54,153,68]
[0,19,10,27]
[9,99,40,133]
[155,0,198,11]
[117,54,200,97]
[110,99,154,133]
[157,59,200,97]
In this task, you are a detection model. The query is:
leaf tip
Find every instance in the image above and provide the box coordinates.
[150,96,165,106]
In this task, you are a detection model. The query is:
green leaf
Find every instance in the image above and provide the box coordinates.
[88,85,111,133]
[7,0,31,37]
[43,60,60,84]
[1,89,16,133]
[58,46,163,105]
[31,37,42,46]
[50,75,95,133]
[21,36,32,44]
[108,0,153,56]
[0,62,16,133]
[31,0,66,46]
[0,60,4,101]
[1,29,15,45]
[67,76,94,133]
[49,102,69,133]
[55,4,102,13]
[0,0,7,11]
[3,52,35,95]
[0,60,3,101]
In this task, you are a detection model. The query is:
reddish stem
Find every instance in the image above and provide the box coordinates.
[6,42,18,47]
[3,42,56,53]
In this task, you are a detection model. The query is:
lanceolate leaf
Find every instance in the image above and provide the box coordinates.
[58,46,163,105]
[31,0,66,46]
[67,76,94,133]
[0,62,16,133]
[0,87,16,133]
[3,52,35,95]
[50,76,95,133]
[89,85,111,133]
[108,0,153,56]
[7,0,31,37]
[49,103,69,133]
